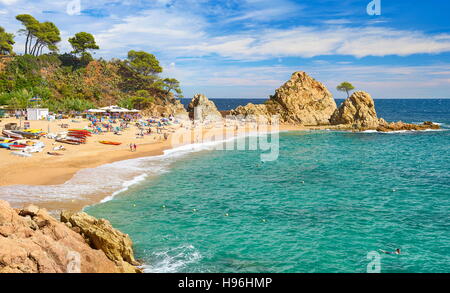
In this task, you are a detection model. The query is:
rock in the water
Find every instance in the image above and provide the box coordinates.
[330,91,379,129]
[60,211,138,266]
[187,94,222,121]
[231,72,337,125]
[0,200,140,273]
[376,121,440,132]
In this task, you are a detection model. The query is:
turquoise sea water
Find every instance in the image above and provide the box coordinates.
[86,99,450,273]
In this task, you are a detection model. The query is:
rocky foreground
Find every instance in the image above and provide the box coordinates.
[231,71,440,132]
[0,200,141,273]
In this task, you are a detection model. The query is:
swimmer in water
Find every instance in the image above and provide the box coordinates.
[379,248,401,255]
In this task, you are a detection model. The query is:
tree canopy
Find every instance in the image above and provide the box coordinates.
[16,14,61,56]
[156,78,183,98]
[336,82,355,98]
[16,14,39,55]
[69,32,99,56]
[0,26,15,55]
[126,50,162,76]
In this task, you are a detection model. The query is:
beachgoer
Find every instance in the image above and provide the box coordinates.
[133,143,137,152]
[380,248,401,255]
[129,143,133,152]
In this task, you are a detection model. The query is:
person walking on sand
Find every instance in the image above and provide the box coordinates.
[133,143,137,152]
[129,143,133,152]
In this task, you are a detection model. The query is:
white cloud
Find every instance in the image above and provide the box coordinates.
[92,8,450,61]
[0,0,20,5]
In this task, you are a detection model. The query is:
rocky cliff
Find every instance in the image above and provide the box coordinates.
[231,72,337,125]
[187,94,222,121]
[0,201,140,273]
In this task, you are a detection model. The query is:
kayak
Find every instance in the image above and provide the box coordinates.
[11,151,32,157]
[56,139,80,145]
[0,143,12,149]
[2,130,23,139]
[9,144,27,150]
[99,141,122,146]
[11,130,40,139]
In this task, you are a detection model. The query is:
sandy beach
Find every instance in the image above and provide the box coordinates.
[0,116,309,212]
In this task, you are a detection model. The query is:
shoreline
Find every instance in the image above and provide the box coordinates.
[0,117,308,212]
[1,116,443,213]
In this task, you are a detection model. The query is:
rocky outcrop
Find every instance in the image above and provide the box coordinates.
[60,211,138,266]
[143,93,189,120]
[0,201,140,273]
[187,94,222,121]
[231,72,337,125]
[331,91,441,132]
[376,120,440,132]
[144,101,189,120]
[330,91,379,129]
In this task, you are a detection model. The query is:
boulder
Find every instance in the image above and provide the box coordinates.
[0,200,140,273]
[187,94,222,122]
[231,72,337,125]
[330,91,379,129]
[60,211,138,266]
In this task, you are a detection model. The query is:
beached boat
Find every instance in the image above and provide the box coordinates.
[11,130,40,139]
[11,151,32,157]
[56,139,81,145]
[9,144,27,151]
[0,143,12,149]
[99,141,122,146]
[2,130,23,139]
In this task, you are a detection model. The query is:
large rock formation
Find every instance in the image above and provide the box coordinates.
[143,94,189,120]
[330,91,379,129]
[231,72,337,125]
[0,201,140,273]
[60,211,137,266]
[187,94,222,121]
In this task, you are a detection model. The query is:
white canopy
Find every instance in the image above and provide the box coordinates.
[88,109,106,113]
[100,105,130,113]
[130,109,140,113]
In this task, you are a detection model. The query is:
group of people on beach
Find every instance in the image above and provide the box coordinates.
[129,143,137,152]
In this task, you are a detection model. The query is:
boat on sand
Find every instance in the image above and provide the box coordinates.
[99,141,122,146]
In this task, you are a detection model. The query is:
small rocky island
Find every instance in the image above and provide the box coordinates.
[231,71,440,132]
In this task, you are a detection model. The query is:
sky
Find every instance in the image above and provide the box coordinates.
[1,0,450,99]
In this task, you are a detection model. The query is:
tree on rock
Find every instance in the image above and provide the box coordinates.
[69,32,99,58]
[337,82,355,98]
[126,50,162,77]
[156,78,183,98]
[0,26,15,55]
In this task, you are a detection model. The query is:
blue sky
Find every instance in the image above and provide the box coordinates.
[1,0,450,99]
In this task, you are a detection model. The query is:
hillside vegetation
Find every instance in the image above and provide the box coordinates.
[0,14,183,113]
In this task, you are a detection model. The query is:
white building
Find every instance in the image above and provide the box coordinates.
[27,108,49,121]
